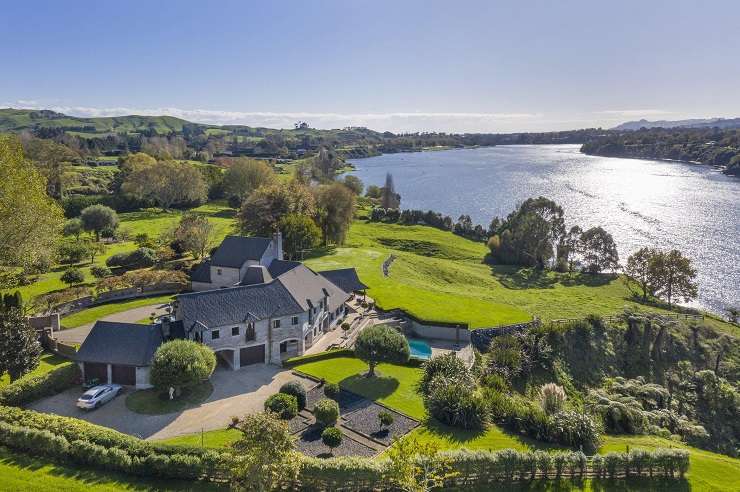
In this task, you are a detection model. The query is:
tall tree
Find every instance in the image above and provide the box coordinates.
[173,213,214,259]
[342,175,364,195]
[278,213,321,260]
[80,204,119,241]
[315,183,356,245]
[355,324,410,377]
[653,250,698,308]
[21,137,79,199]
[238,181,316,236]
[0,135,64,268]
[222,158,276,203]
[381,173,401,209]
[0,308,42,382]
[625,247,660,300]
[123,160,208,210]
[558,225,582,272]
[578,226,619,274]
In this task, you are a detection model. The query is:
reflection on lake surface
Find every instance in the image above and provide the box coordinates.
[349,145,739,315]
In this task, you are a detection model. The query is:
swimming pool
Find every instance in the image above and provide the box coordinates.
[407,338,432,360]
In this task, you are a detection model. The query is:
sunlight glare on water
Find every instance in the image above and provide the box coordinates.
[349,145,740,315]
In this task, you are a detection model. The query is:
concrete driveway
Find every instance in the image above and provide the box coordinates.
[54,303,170,345]
[28,365,316,441]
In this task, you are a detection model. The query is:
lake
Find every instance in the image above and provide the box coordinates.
[349,144,739,316]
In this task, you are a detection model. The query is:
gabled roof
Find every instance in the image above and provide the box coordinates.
[318,268,368,293]
[76,321,163,366]
[191,259,212,283]
[211,235,272,268]
[176,263,351,329]
[177,280,303,329]
[267,259,301,278]
[241,265,273,285]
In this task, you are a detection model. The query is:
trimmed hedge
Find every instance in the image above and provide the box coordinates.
[0,362,79,407]
[282,349,354,368]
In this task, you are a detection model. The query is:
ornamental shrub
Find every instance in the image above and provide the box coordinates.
[321,426,343,454]
[324,382,340,400]
[425,378,489,430]
[61,268,85,285]
[90,265,111,278]
[150,340,216,394]
[539,383,566,415]
[378,410,394,431]
[419,352,475,395]
[547,410,600,453]
[264,393,299,420]
[314,398,340,427]
[279,380,307,410]
[105,247,156,269]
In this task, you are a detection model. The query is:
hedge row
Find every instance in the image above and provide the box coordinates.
[0,406,221,460]
[0,363,79,407]
[0,420,228,481]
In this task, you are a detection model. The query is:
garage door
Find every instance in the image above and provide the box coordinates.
[84,362,108,383]
[111,365,136,385]
[240,345,265,366]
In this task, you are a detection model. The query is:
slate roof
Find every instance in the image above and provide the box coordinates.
[176,263,351,329]
[267,259,301,278]
[241,265,273,285]
[318,268,368,293]
[191,259,211,283]
[75,321,163,366]
[211,235,272,268]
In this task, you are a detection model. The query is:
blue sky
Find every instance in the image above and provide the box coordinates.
[2,0,739,132]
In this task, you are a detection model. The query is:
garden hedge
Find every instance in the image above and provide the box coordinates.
[282,349,354,368]
[0,362,79,407]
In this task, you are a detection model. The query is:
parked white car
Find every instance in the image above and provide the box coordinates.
[76,384,122,410]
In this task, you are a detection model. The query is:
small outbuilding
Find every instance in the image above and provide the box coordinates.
[75,321,163,389]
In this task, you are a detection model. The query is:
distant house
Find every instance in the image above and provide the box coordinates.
[75,321,163,389]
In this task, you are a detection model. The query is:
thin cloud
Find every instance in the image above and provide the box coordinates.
[595,109,674,117]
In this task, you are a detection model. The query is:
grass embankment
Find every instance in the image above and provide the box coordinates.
[0,352,69,387]
[2,201,236,304]
[305,220,685,328]
[0,447,221,491]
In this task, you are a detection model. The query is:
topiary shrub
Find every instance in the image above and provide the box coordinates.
[279,380,307,410]
[314,398,340,427]
[378,410,394,432]
[264,393,298,420]
[321,426,343,456]
[323,382,340,400]
[354,324,410,377]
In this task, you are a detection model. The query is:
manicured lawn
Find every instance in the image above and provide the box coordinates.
[157,428,240,449]
[0,352,70,387]
[125,382,213,415]
[294,356,425,419]
[60,294,175,329]
[0,447,222,491]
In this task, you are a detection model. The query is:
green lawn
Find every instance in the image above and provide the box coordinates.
[158,428,240,449]
[294,356,425,419]
[60,294,175,329]
[125,382,213,415]
[0,352,70,387]
[305,220,734,329]
[0,447,221,491]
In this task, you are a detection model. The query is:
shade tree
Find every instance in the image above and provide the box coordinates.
[80,204,119,241]
[354,324,410,377]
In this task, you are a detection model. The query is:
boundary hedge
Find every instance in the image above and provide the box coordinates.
[282,349,354,368]
[0,363,79,407]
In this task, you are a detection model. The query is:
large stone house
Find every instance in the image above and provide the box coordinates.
[74,234,367,386]
[173,234,367,368]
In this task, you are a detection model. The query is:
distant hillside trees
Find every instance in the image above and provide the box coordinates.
[0,135,64,269]
[122,160,208,210]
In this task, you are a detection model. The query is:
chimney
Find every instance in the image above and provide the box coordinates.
[273,231,283,260]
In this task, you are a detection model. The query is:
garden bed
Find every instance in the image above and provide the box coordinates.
[305,385,364,413]
[295,425,376,458]
[342,402,419,445]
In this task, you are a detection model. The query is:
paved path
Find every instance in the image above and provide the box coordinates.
[54,303,170,345]
[28,365,316,441]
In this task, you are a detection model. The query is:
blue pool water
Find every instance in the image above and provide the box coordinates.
[408,338,432,360]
